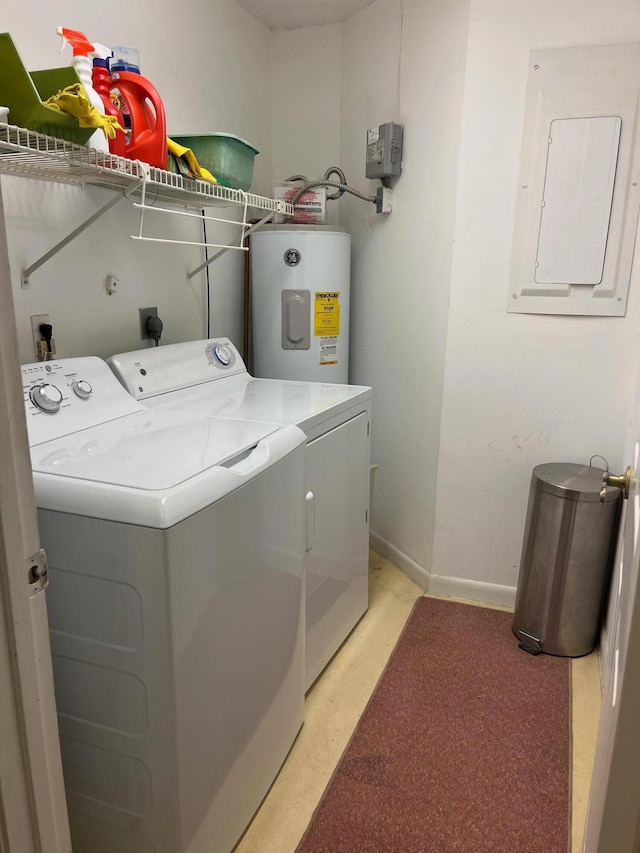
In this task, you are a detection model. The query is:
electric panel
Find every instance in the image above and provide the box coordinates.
[366,122,403,179]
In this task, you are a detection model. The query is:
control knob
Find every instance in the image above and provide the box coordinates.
[214,345,231,366]
[72,379,93,399]
[30,383,63,413]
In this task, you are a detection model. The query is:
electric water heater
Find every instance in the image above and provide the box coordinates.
[250,225,351,383]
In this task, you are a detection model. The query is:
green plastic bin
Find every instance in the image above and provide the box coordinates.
[169,132,259,190]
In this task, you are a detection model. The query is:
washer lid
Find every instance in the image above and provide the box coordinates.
[30,410,279,490]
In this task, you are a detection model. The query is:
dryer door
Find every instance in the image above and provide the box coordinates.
[304,410,370,690]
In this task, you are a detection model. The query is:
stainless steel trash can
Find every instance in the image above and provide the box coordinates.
[512,463,620,657]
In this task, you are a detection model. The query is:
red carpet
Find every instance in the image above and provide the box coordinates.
[297,597,571,853]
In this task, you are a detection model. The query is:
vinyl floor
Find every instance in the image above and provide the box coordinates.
[234,551,601,853]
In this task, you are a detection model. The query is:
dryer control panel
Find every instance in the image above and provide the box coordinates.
[108,338,247,401]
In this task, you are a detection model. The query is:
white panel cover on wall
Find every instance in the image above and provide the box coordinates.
[509,44,640,316]
[535,116,621,285]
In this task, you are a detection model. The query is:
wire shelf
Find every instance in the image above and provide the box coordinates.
[0,124,293,215]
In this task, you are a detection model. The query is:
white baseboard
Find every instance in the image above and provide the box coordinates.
[428,573,517,609]
[370,532,517,608]
[369,531,430,590]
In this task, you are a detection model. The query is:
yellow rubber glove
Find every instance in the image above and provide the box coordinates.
[167,137,217,182]
[44,84,123,140]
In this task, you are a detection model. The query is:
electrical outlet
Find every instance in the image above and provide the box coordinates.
[139,307,158,340]
[375,186,393,214]
[106,274,119,295]
[36,339,56,361]
[30,314,49,360]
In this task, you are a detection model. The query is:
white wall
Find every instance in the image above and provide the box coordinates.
[271,24,342,195]
[341,0,471,585]
[430,0,640,603]
[7,0,640,604]
[2,0,271,362]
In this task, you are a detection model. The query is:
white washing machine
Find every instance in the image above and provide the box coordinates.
[21,356,307,853]
[108,338,372,690]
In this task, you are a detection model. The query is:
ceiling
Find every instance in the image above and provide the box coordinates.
[235,0,376,30]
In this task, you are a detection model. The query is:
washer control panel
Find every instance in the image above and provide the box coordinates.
[22,358,140,446]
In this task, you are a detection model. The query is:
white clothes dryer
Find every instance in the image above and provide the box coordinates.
[108,338,372,690]
[21,356,306,853]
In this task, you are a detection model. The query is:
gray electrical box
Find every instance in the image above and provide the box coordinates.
[366,122,403,179]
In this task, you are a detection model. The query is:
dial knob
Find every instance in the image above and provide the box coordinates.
[214,345,231,366]
[30,383,63,413]
[72,379,93,399]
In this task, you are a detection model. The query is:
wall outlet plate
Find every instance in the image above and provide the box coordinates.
[375,186,393,214]
[139,307,158,340]
[106,274,119,295]
[30,314,49,359]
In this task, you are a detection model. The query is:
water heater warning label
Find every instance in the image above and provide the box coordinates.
[314,292,340,336]
[319,336,338,366]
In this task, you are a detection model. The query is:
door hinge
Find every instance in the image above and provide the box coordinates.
[26,548,49,592]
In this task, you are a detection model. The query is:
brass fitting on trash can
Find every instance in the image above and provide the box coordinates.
[600,466,633,503]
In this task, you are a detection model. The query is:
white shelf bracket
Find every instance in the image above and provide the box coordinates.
[186,212,274,281]
[21,178,145,288]
[131,175,253,258]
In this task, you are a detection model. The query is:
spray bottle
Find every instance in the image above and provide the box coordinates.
[91,43,126,157]
[57,27,109,153]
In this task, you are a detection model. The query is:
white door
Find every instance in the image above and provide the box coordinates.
[304,411,370,689]
[0,184,71,851]
[583,338,640,851]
